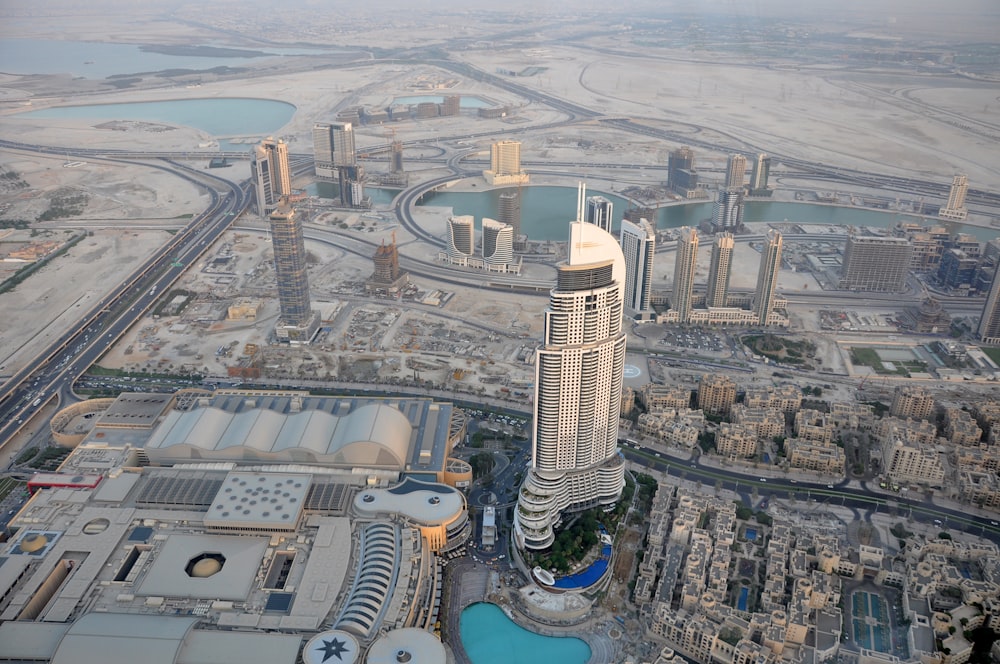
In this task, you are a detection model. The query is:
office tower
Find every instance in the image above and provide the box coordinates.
[706,232,734,308]
[482,218,514,270]
[938,248,979,291]
[313,122,356,178]
[251,138,291,216]
[725,153,747,189]
[390,139,404,174]
[667,146,699,195]
[337,164,367,209]
[619,217,656,316]
[514,220,627,551]
[748,153,771,196]
[446,215,475,266]
[623,207,654,224]
[979,265,1000,343]
[672,227,699,323]
[585,196,614,234]
[753,229,783,325]
[440,95,461,117]
[839,234,912,292]
[498,190,521,240]
[269,201,318,342]
[483,140,529,185]
[698,374,737,416]
[712,188,744,231]
[939,174,969,220]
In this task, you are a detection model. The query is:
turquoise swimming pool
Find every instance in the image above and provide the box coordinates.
[460,602,591,664]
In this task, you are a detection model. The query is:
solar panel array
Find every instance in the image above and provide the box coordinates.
[305,482,354,514]
[136,476,224,508]
[264,591,294,613]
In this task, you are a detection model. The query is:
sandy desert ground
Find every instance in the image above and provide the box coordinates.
[1,8,998,389]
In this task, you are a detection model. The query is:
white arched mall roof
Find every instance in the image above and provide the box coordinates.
[143,402,412,469]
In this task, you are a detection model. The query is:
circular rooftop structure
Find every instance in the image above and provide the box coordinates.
[303,630,360,664]
[19,533,48,553]
[366,628,447,664]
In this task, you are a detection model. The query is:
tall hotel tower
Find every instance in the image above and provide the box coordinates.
[939,174,969,221]
[672,227,699,323]
[978,267,1000,344]
[725,153,747,189]
[313,122,356,178]
[753,230,783,325]
[269,202,318,342]
[619,217,656,317]
[252,138,291,216]
[446,215,475,266]
[585,196,614,234]
[515,190,627,551]
[482,218,514,270]
[706,232,734,308]
[483,140,529,186]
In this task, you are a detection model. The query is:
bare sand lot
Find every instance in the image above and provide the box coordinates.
[1,10,998,391]
[0,228,171,373]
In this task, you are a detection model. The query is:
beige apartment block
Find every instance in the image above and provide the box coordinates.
[716,422,758,459]
[882,437,946,487]
[731,405,785,441]
[793,409,834,445]
[641,384,693,413]
[786,438,846,475]
[890,385,935,421]
[698,374,737,416]
[945,408,984,446]
[743,385,802,414]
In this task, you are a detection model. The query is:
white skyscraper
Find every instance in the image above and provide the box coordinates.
[515,218,627,551]
[672,227,699,323]
[252,137,291,216]
[754,230,783,325]
[446,215,475,266]
[706,232,734,308]
[482,218,514,270]
[620,217,656,316]
[585,195,614,234]
[713,188,744,231]
[725,153,747,189]
[313,122,356,178]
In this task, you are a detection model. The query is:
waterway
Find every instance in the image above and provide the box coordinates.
[18,98,297,151]
[0,37,342,79]
[459,602,591,664]
[414,187,999,242]
[307,182,398,206]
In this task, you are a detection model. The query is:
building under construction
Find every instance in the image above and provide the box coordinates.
[366,234,409,295]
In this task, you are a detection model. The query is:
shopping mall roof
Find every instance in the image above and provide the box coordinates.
[144,403,413,468]
[353,477,465,525]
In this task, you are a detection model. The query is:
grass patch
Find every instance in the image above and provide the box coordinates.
[981,347,1000,365]
[743,334,816,366]
[26,446,71,471]
[850,347,924,376]
[850,347,884,371]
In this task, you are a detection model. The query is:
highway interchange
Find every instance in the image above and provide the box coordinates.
[1,55,1000,539]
